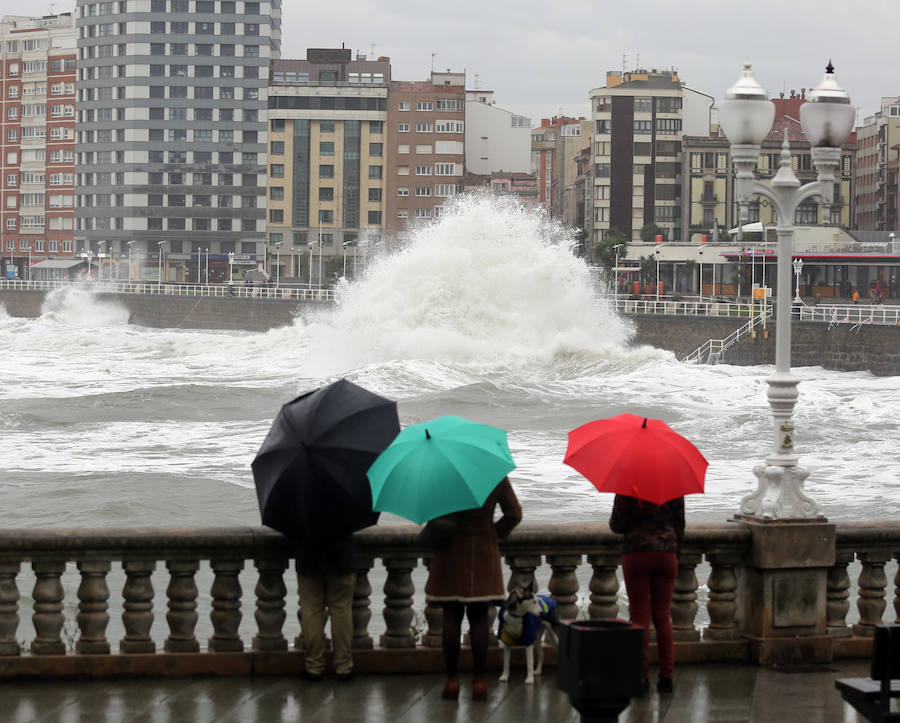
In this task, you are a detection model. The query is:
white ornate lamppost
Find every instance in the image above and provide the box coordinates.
[655,244,662,301]
[698,245,704,301]
[157,240,167,289]
[612,243,623,304]
[228,251,235,284]
[719,61,854,519]
[274,240,283,287]
[793,257,804,304]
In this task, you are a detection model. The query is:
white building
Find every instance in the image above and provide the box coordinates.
[464,90,531,175]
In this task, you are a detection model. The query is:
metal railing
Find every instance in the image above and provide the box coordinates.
[682,309,772,364]
[612,297,757,318]
[0,279,337,303]
[799,303,900,328]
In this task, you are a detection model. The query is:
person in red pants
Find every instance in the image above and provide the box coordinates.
[609,494,684,695]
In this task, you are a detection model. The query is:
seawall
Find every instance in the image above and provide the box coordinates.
[0,289,311,332]
[2,289,899,374]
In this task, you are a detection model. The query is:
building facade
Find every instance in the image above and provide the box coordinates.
[462,170,538,209]
[384,71,466,240]
[267,49,389,282]
[854,98,900,231]
[0,13,76,280]
[464,89,531,175]
[588,69,713,244]
[75,0,280,283]
[530,115,583,212]
[682,104,856,243]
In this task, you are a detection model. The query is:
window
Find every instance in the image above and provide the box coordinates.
[320,142,334,156]
[415,123,433,133]
[367,211,382,225]
[270,141,284,155]
[595,119,611,134]
[434,184,458,197]
[318,209,333,223]
[435,120,463,133]
[319,187,334,201]
[634,120,651,134]
[368,166,382,179]
[434,163,456,176]
[270,164,284,178]
[415,208,431,218]
[370,121,383,133]
[398,101,410,111]
[271,118,285,132]
[320,165,334,178]
[368,188,382,201]
[320,119,335,133]
[369,143,383,156]
[398,123,410,133]
[397,187,409,196]
[435,99,460,111]
[270,187,284,200]
[415,187,431,197]
[416,101,433,111]
[415,166,432,176]
[655,118,682,135]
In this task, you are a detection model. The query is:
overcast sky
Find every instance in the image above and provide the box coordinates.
[5,1,898,127]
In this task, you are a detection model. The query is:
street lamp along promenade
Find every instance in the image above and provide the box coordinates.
[719,61,855,519]
[793,257,804,304]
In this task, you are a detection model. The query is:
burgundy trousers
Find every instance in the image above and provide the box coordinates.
[622,550,678,679]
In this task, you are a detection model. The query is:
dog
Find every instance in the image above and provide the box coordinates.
[497,582,559,684]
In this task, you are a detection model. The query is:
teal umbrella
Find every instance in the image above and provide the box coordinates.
[367,415,516,524]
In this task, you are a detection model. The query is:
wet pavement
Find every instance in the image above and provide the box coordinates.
[0,659,874,722]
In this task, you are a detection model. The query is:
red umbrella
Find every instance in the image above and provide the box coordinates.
[564,413,707,505]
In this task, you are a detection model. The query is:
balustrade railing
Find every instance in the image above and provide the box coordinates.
[0,279,336,303]
[0,522,896,674]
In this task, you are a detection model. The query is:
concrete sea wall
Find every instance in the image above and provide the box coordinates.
[2,289,898,374]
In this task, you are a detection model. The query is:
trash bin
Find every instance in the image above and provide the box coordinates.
[556,618,644,723]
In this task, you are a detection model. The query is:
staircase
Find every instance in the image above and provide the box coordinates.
[682,308,772,364]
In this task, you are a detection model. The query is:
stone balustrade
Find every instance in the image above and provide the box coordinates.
[0,522,896,676]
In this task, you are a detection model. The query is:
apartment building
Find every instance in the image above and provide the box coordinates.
[854,98,900,231]
[267,49,389,282]
[588,68,713,243]
[0,13,76,280]
[530,115,583,211]
[682,92,856,242]
[462,170,538,209]
[464,89,531,175]
[385,71,466,240]
[75,0,280,283]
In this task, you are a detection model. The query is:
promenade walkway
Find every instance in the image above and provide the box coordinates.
[0,659,873,722]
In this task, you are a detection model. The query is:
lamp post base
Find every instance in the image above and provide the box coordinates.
[740,463,821,519]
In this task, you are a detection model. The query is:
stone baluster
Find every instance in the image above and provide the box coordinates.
[894,552,900,624]
[252,556,288,652]
[76,560,111,654]
[853,552,888,637]
[164,559,200,653]
[671,553,701,641]
[31,560,66,655]
[380,556,416,649]
[587,553,620,620]
[352,557,375,649]
[208,559,243,652]
[547,554,582,620]
[121,560,156,653]
[0,562,20,656]
[826,551,853,637]
[703,552,740,640]
[505,554,540,594]
[420,556,442,649]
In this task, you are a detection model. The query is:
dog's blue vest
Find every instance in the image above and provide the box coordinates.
[497,595,557,646]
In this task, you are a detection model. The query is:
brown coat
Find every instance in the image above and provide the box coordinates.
[423,477,522,603]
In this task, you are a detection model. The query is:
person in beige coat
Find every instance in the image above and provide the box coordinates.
[419,476,522,701]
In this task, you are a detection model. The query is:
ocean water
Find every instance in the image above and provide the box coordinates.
[1,195,898,530]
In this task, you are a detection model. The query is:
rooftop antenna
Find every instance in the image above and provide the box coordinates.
[370,43,376,57]
[635,52,640,70]
[431,52,436,71]
[622,53,626,73]
[473,72,479,90]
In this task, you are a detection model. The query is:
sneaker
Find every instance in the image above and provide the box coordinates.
[441,676,460,700]
[472,677,487,701]
[657,677,674,694]
[301,670,323,682]
[336,671,354,683]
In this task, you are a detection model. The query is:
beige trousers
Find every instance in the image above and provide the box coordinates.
[298,572,356,675]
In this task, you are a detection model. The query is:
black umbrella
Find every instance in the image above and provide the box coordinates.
[251,378,400,538]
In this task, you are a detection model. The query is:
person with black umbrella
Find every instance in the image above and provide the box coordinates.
[252,378,401,682]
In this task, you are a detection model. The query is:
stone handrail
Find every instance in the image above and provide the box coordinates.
[0,522,896,676]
